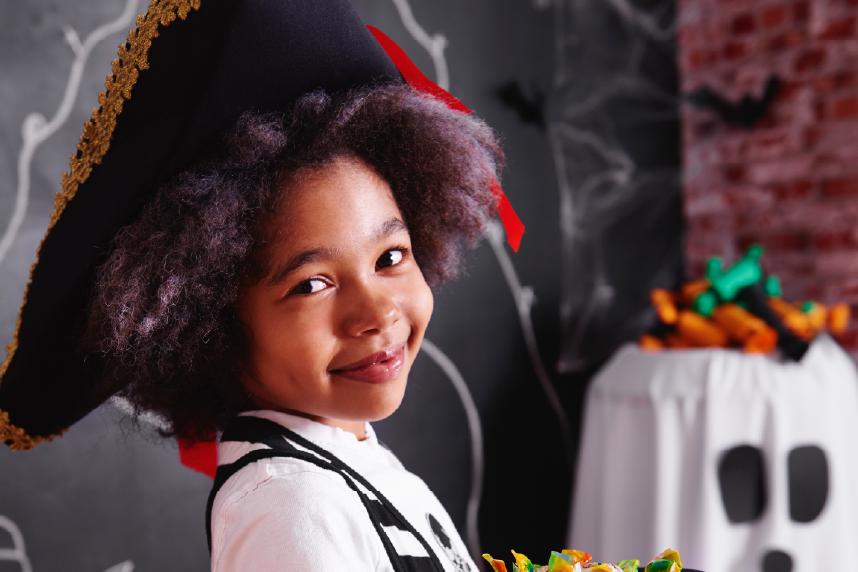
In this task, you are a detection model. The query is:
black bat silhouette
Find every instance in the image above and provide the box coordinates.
[686,76,781,128]
[495,80,546,129]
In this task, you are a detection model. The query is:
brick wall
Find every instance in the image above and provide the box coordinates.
[678,0,858,353]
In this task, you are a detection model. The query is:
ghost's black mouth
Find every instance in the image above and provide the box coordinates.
[761,549,792,572]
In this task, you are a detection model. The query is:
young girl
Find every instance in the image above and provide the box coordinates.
[0,0,519,570]
[86,84,500,571]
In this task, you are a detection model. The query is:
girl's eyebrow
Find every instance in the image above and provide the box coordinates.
[267,217,409,287]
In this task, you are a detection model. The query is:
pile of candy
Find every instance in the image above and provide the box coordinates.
[639,244,851,361]
[481,547,683,572]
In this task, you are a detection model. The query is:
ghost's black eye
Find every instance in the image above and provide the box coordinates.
[718,444,767,523]
[788,445,828,523]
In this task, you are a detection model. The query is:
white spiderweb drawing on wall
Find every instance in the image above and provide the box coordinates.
[542,0,683,373]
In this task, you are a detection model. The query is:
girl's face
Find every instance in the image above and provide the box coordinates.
[236,156,434,439]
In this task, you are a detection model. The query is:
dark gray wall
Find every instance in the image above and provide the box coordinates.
[0,0,681,570]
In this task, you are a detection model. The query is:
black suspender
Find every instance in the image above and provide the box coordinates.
[206,416,446,572]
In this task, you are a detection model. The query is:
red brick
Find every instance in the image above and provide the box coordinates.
[794,1,810,23]
[822,177,858,198]
[686,49,718,72]
[716,135,747,164]
[743,129,801,161]
[723,40,751,60]
[731,12,757,35]
[724,163,746,183]
[817,16,856,40]
[766,30,805,51]
[806,121,858,156]
[794,48,827,73]
[732,202,770,229]
[831,96,858,119]
[724,185,775,211]
[760,231,812,251]
[734,65,772,97]
[813,74,840,91]
[838,281,858,299]
[685,259,707,280]
[685,191,729,218]
[813,76,834,91]
[801,125,821,146]
[801,283,824,301]
[692,118,720,140]
[813,153,858,180]
[688,212,733,234]
[747,154,814,184]
[679,24,710,49]
[686,236,732,269]
[831,72,858,90]
[761,4,789,28]
[770,179,816,201]
[816,251,858,278]
[761,251,816,275]
[778,80,804,99]
[814,229,858,250]
[736,233,757,252]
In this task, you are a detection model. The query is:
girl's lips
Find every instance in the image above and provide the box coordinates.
[330,344,405,384]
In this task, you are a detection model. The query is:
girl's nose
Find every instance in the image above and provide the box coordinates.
[342,285,402,337]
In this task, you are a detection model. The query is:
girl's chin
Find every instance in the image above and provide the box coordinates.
[353,395,405,422]
[366,391,409,421]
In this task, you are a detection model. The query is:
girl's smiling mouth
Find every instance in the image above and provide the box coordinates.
[330,343,406,384]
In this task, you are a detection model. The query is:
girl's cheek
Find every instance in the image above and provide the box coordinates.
[410,274,434,330]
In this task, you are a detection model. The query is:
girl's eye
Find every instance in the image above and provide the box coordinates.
[377,246,409,269]
[290,278,328,296]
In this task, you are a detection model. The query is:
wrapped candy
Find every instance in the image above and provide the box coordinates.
[639,244,852,359]
[561,549,592,566]
[710,303,777,354]
[482,554,509,572]
[655,548,681,566]
[645,548,682,572]
[676,310,729,347]
[829,302,851,335]
[651,289,679,325]
[512,550,534,572]
[480,547,683,572]
[547,551,581,572]
[644,560,678,572]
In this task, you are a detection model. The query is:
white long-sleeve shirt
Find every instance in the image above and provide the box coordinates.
[209,409,478,571]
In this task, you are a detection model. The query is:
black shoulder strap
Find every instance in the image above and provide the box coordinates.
[206,416,445,572]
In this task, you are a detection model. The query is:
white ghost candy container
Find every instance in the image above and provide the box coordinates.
[568,334,858,572]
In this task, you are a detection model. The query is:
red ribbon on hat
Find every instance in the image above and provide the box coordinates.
[367,24,525,253]
[177,25,525,478]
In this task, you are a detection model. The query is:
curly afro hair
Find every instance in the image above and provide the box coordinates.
[80,81,505,441]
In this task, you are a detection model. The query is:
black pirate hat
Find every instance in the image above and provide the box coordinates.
[0,0,523,450]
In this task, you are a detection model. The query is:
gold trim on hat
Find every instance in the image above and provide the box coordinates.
[0,410,68,451]
[0,0,202,451]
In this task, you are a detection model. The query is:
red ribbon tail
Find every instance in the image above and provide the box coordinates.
[178,438,218,479]
[490,179,524,252]
[367,24,525,252]
[366,24,471,114]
